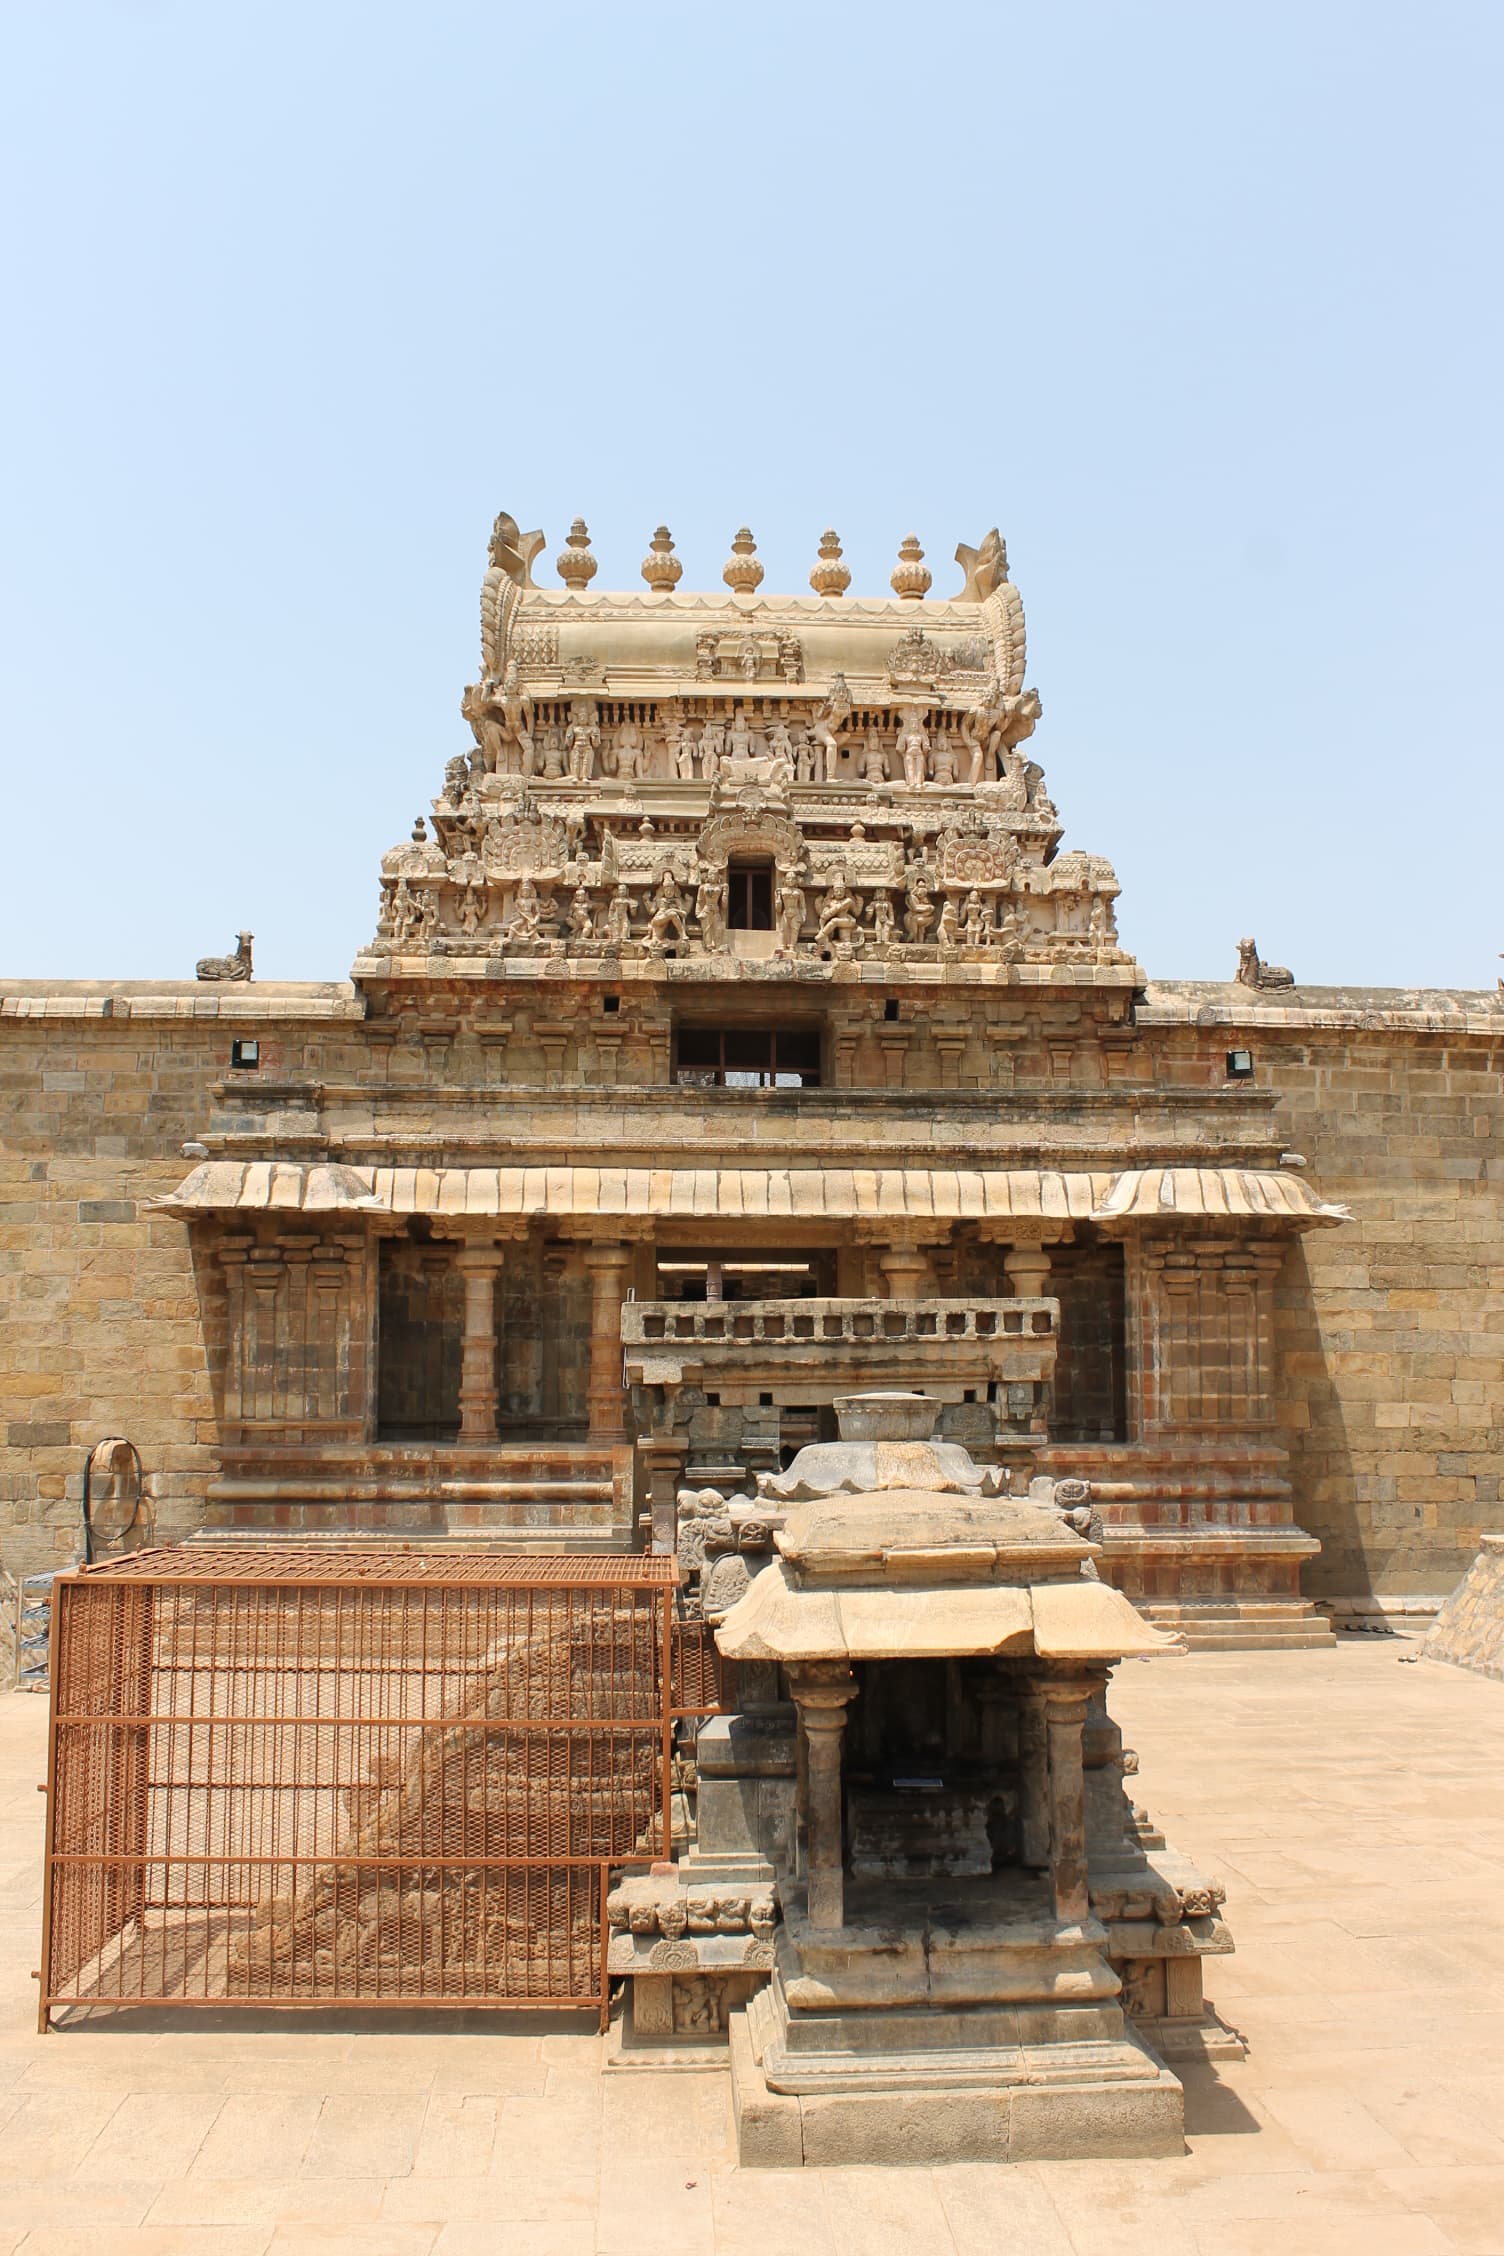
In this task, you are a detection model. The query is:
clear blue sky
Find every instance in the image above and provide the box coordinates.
[2,2,1499,988]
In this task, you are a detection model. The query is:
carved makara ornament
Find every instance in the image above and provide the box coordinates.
[641,525,682,593]
[556,517,598,591]
[891,533,933,602]
[722,527,764,595]
[809,528,851,598]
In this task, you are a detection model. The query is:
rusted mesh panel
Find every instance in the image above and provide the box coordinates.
[670,1617,726,1717]
[42,1557,677,2020]
[84,1547,678,1587]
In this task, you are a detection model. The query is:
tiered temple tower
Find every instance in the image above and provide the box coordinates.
[160,512,1348,1645]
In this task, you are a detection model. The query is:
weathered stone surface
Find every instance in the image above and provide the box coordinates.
[1421,1534,1504,1681]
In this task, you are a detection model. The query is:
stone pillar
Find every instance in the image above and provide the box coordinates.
[1041,1676,1092,1923]
[582,1241,634,1442]
[638,1433,687,1555]
[789,1663,858,1930]
[1017,1684,1051,1869]
[456,1240,508,1442]
[858,1222,950,1299]
[979,1219,1068,1301]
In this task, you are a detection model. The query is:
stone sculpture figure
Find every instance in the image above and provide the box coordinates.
[443,756,470,805]
[959,710,987,785]
[931,734,959,786]
[614,716,645,781]
[776,873,808,952]
[739,635,760,681]
[778,631,803,683]
[499,663,536,774]
[869,889,897,948]
[700,718,724,782]
[567,886,595,941]
[506,878,548,942]
[564,699,600,782]
[813,673,852,775]
[696,872,728,951]
[815,871,864,950]
[673,724,698,781]
[898,714,930,788]
[727,707,755,767]
[1236,937,1294,990]
[794,732,815,784]
[646,872,689,948]
[904,864,936,944]
[765,722,795,787]
[695,632,719,680]
[859,728,889,785]
[936,894,961,950]
[196,931,254,982]
[604,883,635,947]
[962,890,992,946]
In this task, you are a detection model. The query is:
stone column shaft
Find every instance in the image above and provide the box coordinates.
[1042,1680,1092,1923]
[582,1242,634,1442]
[791,1667,858,1931]
[456,1244,506,1442]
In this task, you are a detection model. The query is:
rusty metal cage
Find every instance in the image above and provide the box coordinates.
[41,1547,722,2029]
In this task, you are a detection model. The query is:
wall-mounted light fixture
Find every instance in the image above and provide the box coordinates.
[230,1039,260,1070]
[1225,1049,1254,1080]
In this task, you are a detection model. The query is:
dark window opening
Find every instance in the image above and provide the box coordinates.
[674,1023,822,1088]
[602,994,620,1015]
[1050,1241,1128,1444]
[727,858,774,930]
[884,998,900,1023]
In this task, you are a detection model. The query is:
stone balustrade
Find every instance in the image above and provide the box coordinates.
[622,1296,1055,1350]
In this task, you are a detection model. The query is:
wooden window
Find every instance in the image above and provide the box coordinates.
[674,1024,822,1088]
[726,858,774,930]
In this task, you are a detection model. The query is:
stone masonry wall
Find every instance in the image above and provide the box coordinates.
[3,982,1500,1598]
[1144,992,1504,1601]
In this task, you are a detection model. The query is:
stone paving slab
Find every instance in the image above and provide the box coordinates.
[3,1644,1502,2252]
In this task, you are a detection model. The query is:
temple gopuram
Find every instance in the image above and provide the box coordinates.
[4,511,1500,1636]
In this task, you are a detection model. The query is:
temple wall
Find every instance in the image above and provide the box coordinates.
[3,983,1500,1597]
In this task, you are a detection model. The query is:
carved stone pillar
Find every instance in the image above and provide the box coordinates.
[789,1662,859,1930]
[455,1243,505,1443]
[582,1242,634,1442]
[856,1222,950,1299]
[1040,1675,1093,1923]
[1016,1683,1051,1869]
[978,1218,1069,1300]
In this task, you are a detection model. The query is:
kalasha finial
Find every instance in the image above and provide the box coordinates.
[556,517,598,591]
[722,527,764,595]
[891,534,933,601]
[641,525,683,593]
[809,528,851,598]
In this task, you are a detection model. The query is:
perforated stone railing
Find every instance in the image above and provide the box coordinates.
[622,1296,1055,1348]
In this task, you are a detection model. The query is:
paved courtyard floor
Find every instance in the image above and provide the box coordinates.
[3,1642,1503,2254]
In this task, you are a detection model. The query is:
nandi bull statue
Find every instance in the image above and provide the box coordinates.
[1235,936,1294,991]
[196,931,254,982]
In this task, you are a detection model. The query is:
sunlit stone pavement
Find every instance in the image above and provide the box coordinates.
[3,1641,1502,2254]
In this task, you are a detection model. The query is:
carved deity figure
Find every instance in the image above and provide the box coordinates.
[499,662,536,774]
[564,699,600,782]
[613,716,644,781]
[959,709,987,786]
[936,893,961,950]
[931,733,959,786]
[997,896,1025,954]
[646,871,689,948]
[700,718,724,782]
[859,727,888,785]
[904,864,936,944]
[776,873,807,952]
[672,723,698,781]
[567,885,595,941]
[869,888,897,948]
[506,878,549,942]
[695,872,727,951]
[793,729,815,784]
[898,713,930,788]
[739,634,760,681]
[539,728,565,781]
[962,889,992,946]
[815,870,863,950]
[604,883,635,947]
[765,721,795,786]
[778,631,803,683]
[695,631,718,681]
[727,706,755,766]
[457,881,486,939]
[813,672,852,774]
[443,755,470,805]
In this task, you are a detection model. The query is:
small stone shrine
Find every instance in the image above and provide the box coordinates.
[610,1392,1238,2166]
